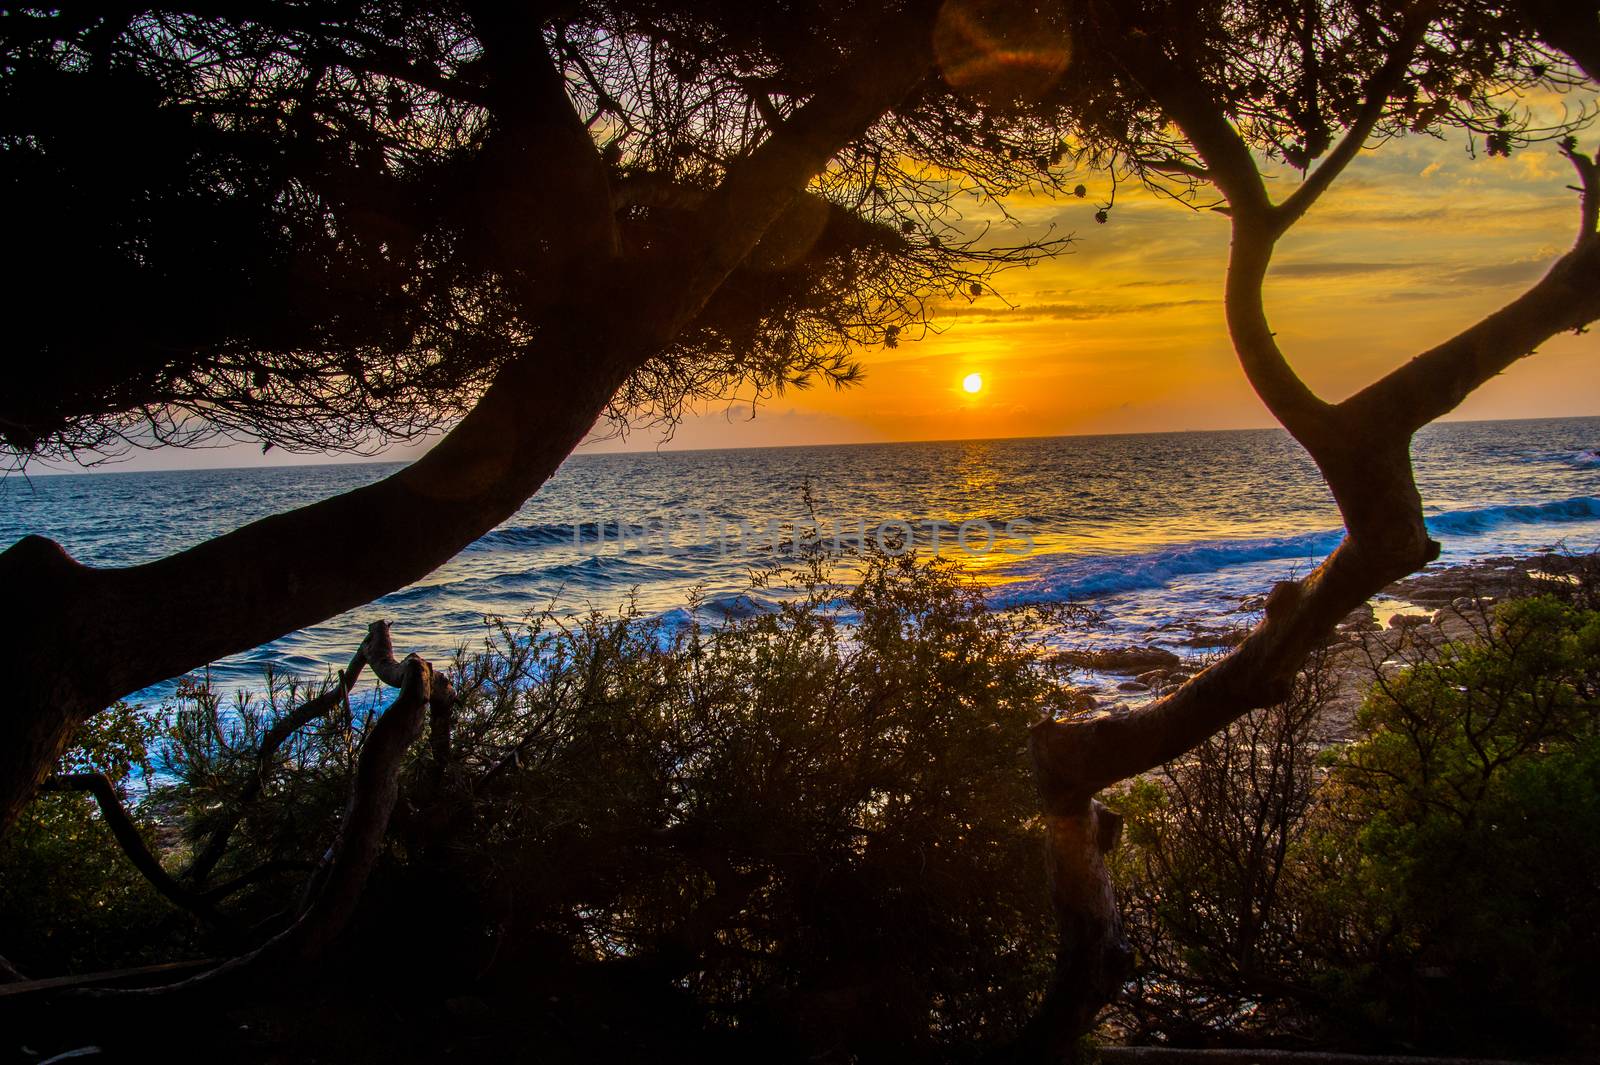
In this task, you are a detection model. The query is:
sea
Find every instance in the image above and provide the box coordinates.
[2,417,1598,706]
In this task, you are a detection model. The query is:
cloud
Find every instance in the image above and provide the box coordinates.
[1444,258,1552,288]
[1269,260,1419,278]
[931,298,1216,322]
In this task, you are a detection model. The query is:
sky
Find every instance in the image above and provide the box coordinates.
[45,115,1600,473]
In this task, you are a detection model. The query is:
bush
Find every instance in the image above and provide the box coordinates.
[371,550,1069,1061]
[1300,593,1600,1050]
[6,549,1076,1063]
[1105,649,1333,1044]
[0,701,181,974]
[1107,593,1600,1054]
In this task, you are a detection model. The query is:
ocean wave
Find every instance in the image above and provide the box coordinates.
[1522,447,1600,470]
[473,521,604,549]
[377,553,685,610]
[993,528,1344,604]
[993,495,1600,605]
[1423,495,1600,536]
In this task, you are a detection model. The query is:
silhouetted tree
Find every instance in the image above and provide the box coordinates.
[2,1,1599,1057]
[0,0,1074,829]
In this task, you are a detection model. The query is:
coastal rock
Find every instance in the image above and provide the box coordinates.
[1064,689,1100,713]
[1339,604,1380,632]
[1116,680,1150,693]
[1173,627,1249,649]
[1387,613,1430,630]
[1055,646,1180,674]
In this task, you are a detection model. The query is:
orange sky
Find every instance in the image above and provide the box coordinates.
[597,125,1599,453]
[47,117,1600,472]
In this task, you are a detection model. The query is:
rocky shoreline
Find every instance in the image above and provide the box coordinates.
[1060,553,1591,741]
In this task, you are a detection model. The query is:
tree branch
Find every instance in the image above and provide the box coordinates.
[1339,147,1600,435]
[465,1,620,270]
[42,773,231,930]
[184,649,368,886]
[88,623,444,996]
[661,4,937,332]
[0,1,937,841]
[1274,4,1435,234]
[1146,76,1336,447]
[1517,0,1600,85]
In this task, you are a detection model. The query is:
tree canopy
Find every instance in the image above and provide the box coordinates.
[7,0,1591,462]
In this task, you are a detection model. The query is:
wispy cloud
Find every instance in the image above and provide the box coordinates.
[932,298,1216,321]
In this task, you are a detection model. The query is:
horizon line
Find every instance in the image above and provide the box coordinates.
[13,410,1600,477]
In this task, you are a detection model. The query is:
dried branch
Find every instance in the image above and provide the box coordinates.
[184,649,368,886]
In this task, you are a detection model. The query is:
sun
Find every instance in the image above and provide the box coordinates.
[962,372,984,394]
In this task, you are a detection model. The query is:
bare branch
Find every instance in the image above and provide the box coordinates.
[184,648,368,885]
[87,624,446,996]
[1340,148,1600,435]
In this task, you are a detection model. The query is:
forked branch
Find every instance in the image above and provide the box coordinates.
[1275,3,1436,234]
[72,622,446,997]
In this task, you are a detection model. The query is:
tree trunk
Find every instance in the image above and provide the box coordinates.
[0,14,938,833]
[0,324,636,832]
[1009,797,1133,1065]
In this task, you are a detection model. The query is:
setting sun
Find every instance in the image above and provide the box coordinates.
[962,372,984,394]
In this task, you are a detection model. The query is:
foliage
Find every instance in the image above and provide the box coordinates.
[1107,586,1600,1053]
[1106,649,1334,1044]
[6,550,1081,1061]
[0,0,1070,461]
[0,702,178,973]
[1302,592,1600,1049]
[3,1,1590,461]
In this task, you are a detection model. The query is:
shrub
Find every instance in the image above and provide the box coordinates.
[1107,593,1600,1054]
[1300,593,1600,1050]
[1105,650,1333,1044]
[0,701,179,973]
[5,549,1076,1063]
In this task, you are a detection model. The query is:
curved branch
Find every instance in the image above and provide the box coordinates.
[1219,222,1340,449]
[1136,58,1274,224]
[1339,149,1600,435]
[0,4,940,839]
[1148,76,1336,447]
[665,5,936,331]
[198,859,319,905]
[41,773,230,930]
[90,623,444,996]
[1275,3,1436,234]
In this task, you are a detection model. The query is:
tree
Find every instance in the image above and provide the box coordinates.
[1,0,1598,1055]
[1018,1,1600,1056]
[0,0,1073,829]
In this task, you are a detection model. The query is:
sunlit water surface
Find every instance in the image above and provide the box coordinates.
[3,417,1597,703]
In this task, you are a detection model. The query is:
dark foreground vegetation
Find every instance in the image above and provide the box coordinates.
[4,552,1597,1063]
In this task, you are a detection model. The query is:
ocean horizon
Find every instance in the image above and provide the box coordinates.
[4,415,1598,704]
